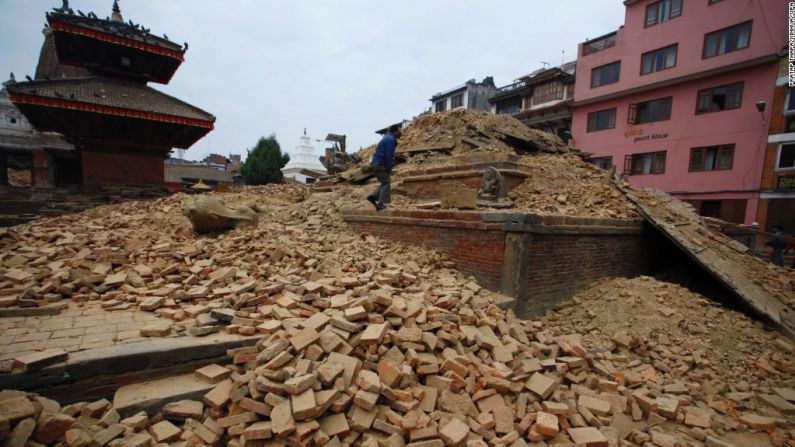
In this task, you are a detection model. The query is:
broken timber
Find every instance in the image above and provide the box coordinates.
[613,179,795,339]
[396,142,456,155]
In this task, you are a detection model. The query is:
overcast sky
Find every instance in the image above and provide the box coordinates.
[0,0,624,161]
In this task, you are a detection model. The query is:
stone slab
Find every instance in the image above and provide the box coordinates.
[0,332,261,393]
[113,373,215,418]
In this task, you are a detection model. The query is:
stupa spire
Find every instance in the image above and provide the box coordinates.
[111,0,123,22]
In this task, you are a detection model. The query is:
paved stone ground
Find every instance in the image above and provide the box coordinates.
[0,304,167,361]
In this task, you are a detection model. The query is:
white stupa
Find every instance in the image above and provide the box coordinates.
[281,129,327,184]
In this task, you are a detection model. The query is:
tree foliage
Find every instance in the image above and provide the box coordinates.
[240,135,290,185]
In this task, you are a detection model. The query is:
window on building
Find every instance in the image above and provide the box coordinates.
[628,97,672,124]
[435,100,447,112]
[641,44,677,74]
[591,156,613,170]
[450,94,463,109]
[591,61,621,88]
[700,200,722,218]
[786,87,795,113]
[703,21,752,58]
[786,90,795,132]
[496,96,522,115]
[689,144,734,171]
[645,0,682,27]
[778,144,795,170]
[696,82,743,114]
[708,0,723,4]
[587,108,617,132]
[624,151,667,175]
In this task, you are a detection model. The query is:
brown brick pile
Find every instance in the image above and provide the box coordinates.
[1,269,794,446]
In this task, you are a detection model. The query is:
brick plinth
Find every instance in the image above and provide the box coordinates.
[342,209,655,318]
[397,160,533,201]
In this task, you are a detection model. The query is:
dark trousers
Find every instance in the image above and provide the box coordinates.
[367,164,391,204]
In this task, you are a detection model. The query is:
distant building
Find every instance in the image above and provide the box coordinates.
[430,77,497,113]
[571,0,786,224]
[758,56,795,232]
[489,61,576,140]
[0,87,74,187]
[164,163,234,192]
[162,151,242,191]
[227,154,241,173]
[281,131,327,184]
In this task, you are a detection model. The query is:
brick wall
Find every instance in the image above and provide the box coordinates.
[342,210,653,318]
[82,148,166,187]
[398,160,531,201]
[347,219,505,290]
[522,232,653,316]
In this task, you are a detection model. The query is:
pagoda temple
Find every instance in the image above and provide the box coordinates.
[281,130,327,184]
[4,0,215,187]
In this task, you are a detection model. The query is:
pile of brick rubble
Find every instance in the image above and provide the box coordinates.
[1,266,794,446]
[0,185,792,446]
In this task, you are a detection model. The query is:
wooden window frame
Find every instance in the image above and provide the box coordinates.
[591,156,614,170]
[586,107,617,132]
[703,21,752,59]
[645,0,682,28]
[591,61,621,88]
[689,144,735,172]
[624,151,667,176]
[695,82,744,114]
[435,100,447,113]
[628,97,672,124]
[641,44,678,75]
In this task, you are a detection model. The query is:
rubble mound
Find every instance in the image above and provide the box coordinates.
[545,276,794,383]
[345,109,570,180]
[398,108,569,155]
[508,153,639,219]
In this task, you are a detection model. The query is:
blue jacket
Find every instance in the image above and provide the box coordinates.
[371,133,398,172]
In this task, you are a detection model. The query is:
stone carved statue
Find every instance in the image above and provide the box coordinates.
[478,166,502,200]
[183,197,258,234]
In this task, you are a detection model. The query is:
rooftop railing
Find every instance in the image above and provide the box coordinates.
[495,80,526,94]
[582,31,617,56]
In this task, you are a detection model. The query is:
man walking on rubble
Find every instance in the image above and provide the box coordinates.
[367,124,402,211]
[765,225,787,267]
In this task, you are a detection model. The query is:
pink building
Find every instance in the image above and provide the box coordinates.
[572,0,787,224]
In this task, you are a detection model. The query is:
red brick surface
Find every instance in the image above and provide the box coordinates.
[82,148,166,186]
[522,233,652,315]
[349,220,505,290]
[344,210,653,315]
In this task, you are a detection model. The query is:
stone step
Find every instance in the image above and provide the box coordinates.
[113,373,216,417]
[0,200,46,214]
[0,332,261,404]
[0,215,39,227]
